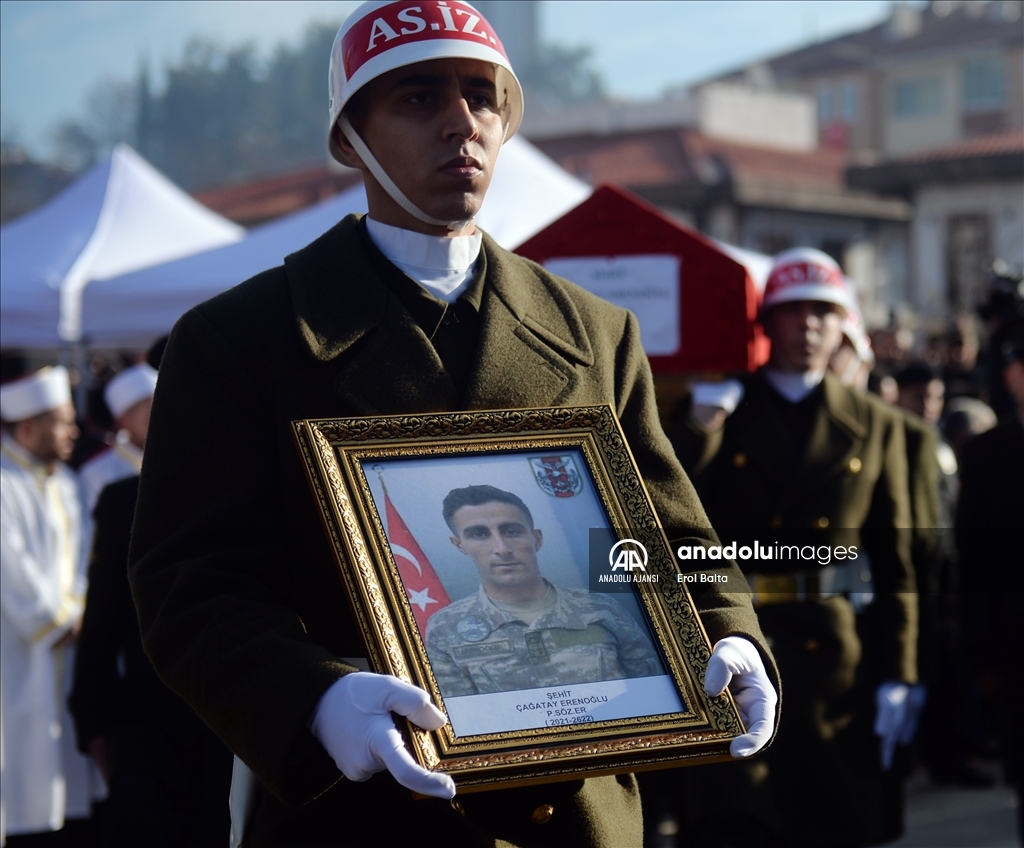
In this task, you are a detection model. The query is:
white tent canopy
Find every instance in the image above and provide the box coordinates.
[0,144,244,349]
[80,136,591,348]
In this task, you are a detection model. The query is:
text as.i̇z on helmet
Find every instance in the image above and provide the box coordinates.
[345,3,504,78]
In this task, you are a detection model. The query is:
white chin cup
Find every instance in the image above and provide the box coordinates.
[337,114,472,232]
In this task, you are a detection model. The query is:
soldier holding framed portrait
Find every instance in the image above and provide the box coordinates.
[128,3,780,846]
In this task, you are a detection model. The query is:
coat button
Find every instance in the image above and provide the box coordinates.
[531,804,555,825]
[816,516,830,528]
[733,452,747,468]
[451,799,467,817]
[848,457,862,474]
[770,515,783,528]
[805,639,819,652]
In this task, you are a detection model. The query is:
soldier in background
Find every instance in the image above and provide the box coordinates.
[425,485,661,697]
[669,248,917,847]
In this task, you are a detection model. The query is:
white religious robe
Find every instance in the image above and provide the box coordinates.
[77,431,143,515]
[0,437,98,836]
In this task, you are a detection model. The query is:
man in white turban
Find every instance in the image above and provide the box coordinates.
[1,367,99,844]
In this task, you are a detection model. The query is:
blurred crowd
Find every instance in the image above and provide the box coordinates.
[1,255,1022,848]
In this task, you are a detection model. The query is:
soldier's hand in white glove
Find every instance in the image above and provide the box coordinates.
[691,380,745,432]
[704,636,778,758]
[874,681,910,771]
[311,672,455,798]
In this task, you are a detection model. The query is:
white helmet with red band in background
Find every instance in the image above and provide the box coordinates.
[841,277,875,365]
[761,247,852,314]
[327,1,524,230]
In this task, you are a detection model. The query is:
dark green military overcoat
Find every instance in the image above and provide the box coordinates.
[129,216,778,848]
[669,370,916,847]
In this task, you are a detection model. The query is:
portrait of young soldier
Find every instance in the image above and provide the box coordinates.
[425,485,662,697]
[128,3,779,846]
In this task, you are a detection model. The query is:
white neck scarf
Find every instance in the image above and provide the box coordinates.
[366,217,482,304]
[763,368,824,403]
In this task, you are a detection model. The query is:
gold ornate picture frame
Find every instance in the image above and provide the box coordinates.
[293,405,742,792]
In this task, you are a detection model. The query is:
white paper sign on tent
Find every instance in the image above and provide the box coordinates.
[544,255,682,356]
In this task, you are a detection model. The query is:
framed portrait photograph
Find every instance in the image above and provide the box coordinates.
[293,406,743,792]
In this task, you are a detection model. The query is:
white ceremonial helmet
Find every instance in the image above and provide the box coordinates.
[104,363,158,419]
[762,247,852,314]
[327,0,524,230]
[841,277,875,366]
[0,366,72,423]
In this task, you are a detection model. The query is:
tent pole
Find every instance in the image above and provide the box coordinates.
[72,342,88,416]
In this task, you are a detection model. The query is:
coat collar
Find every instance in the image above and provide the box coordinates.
[735,370,867,503]
[284,215,594,414]
[285,215,389,363]
[464,234,593,410]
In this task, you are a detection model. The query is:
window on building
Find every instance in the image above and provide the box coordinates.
[841,82,859,121]
[892,77,943,117]
[947,215,990,311]
[818,85,834,121]
[756,233,791,256]
[821,239,847,266]
[962,56,1005,112]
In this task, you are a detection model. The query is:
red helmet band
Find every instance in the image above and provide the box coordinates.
[342,1,507,79]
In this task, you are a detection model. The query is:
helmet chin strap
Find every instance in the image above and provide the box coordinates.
[337,114,472,232]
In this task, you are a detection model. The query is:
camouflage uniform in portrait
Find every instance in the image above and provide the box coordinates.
[426,582,662,697]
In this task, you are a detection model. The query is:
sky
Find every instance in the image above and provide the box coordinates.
[0,1,896,160]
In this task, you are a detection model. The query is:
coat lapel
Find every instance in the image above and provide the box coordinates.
[464,235,594,410]
[284,216,459,415]
[791,373,865,495]
[731,375,797,484]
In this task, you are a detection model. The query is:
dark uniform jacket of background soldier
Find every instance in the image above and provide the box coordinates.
[68,475,232,848]
[670,368,916,848]
[128,217,780,848]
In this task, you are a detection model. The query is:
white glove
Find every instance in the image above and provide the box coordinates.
[311,672,455,798]
[874,681,910,771]
[704,636,778,758]
[692,380,745,413]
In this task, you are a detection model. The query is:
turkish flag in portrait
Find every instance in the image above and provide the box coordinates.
[384,492,451,634]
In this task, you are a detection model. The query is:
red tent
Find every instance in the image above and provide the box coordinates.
[515,184,768,374]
